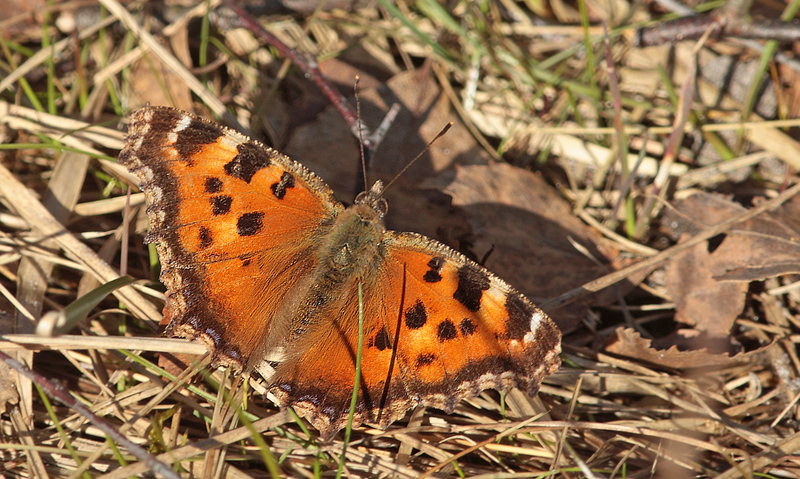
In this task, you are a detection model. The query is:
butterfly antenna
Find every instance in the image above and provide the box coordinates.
[354,76,369,193]
[382,122,453,193]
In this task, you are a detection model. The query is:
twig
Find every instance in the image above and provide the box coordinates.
[636,8,800,73]
[217,1,360,136]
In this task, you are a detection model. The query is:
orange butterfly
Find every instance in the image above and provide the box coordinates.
[119,106,561,439]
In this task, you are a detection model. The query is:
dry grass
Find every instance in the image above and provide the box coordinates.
[1,0,799,478]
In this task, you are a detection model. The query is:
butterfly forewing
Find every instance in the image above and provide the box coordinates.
[119,107,343,368]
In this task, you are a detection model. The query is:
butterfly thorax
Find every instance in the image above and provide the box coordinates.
[283,182,388,340]
[317,181,388,280]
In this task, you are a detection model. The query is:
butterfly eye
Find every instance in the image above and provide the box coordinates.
[355,191,367,203]
[376,198,388,217]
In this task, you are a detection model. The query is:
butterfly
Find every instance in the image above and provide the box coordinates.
[118,106,561,439]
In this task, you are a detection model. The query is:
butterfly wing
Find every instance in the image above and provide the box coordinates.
[119,106,344,369]
[270,230,561,438]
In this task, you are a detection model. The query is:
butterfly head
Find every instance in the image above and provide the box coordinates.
[354,180,389,219]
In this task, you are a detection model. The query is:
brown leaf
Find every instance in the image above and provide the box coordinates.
[284,65,494,252]
[664,235,748,339]
[605,328,762,369]
[663,191,798,241]
[664,191,800,284]
[660,191,800,353]
[711,231,800,281]
[285,65,492,195]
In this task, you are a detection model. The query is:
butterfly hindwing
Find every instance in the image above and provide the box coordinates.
[381,233,561,405]
[269,231,561,438]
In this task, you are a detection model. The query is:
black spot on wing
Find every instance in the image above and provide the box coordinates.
[224,142,271,183]
[453,264,490,312]
[173,117,224,160]
[405,300,427,329]
[504,293,534,341]
[204,177,223,193]
[369,328,391,351]
[416,353,436,367]
[237,212,264,236]
[423,256,444,283]
[459,318,476,336]
[437,320,457,341]
[210,195,232,216]
[198,226,213,249]
[270,171,295,200]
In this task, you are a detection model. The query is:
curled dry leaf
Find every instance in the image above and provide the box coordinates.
[664,192,800,283]
[605,328,766,369]
[711,231,800,281]
[708,194,800,282]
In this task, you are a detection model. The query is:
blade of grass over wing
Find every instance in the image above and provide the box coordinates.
[336,282,365,479]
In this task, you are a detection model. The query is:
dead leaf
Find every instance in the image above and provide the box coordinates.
[663,191,797,240]
[664,191,800,283]
[657,191,800,355]
[711,231,800,281]
[769,194,800,234]
[285,64,492,195]
[664,234,748,340]
[605,328,764,369]
[284,65,495,245]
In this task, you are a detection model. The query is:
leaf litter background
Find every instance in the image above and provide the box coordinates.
[1,0,800,477]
